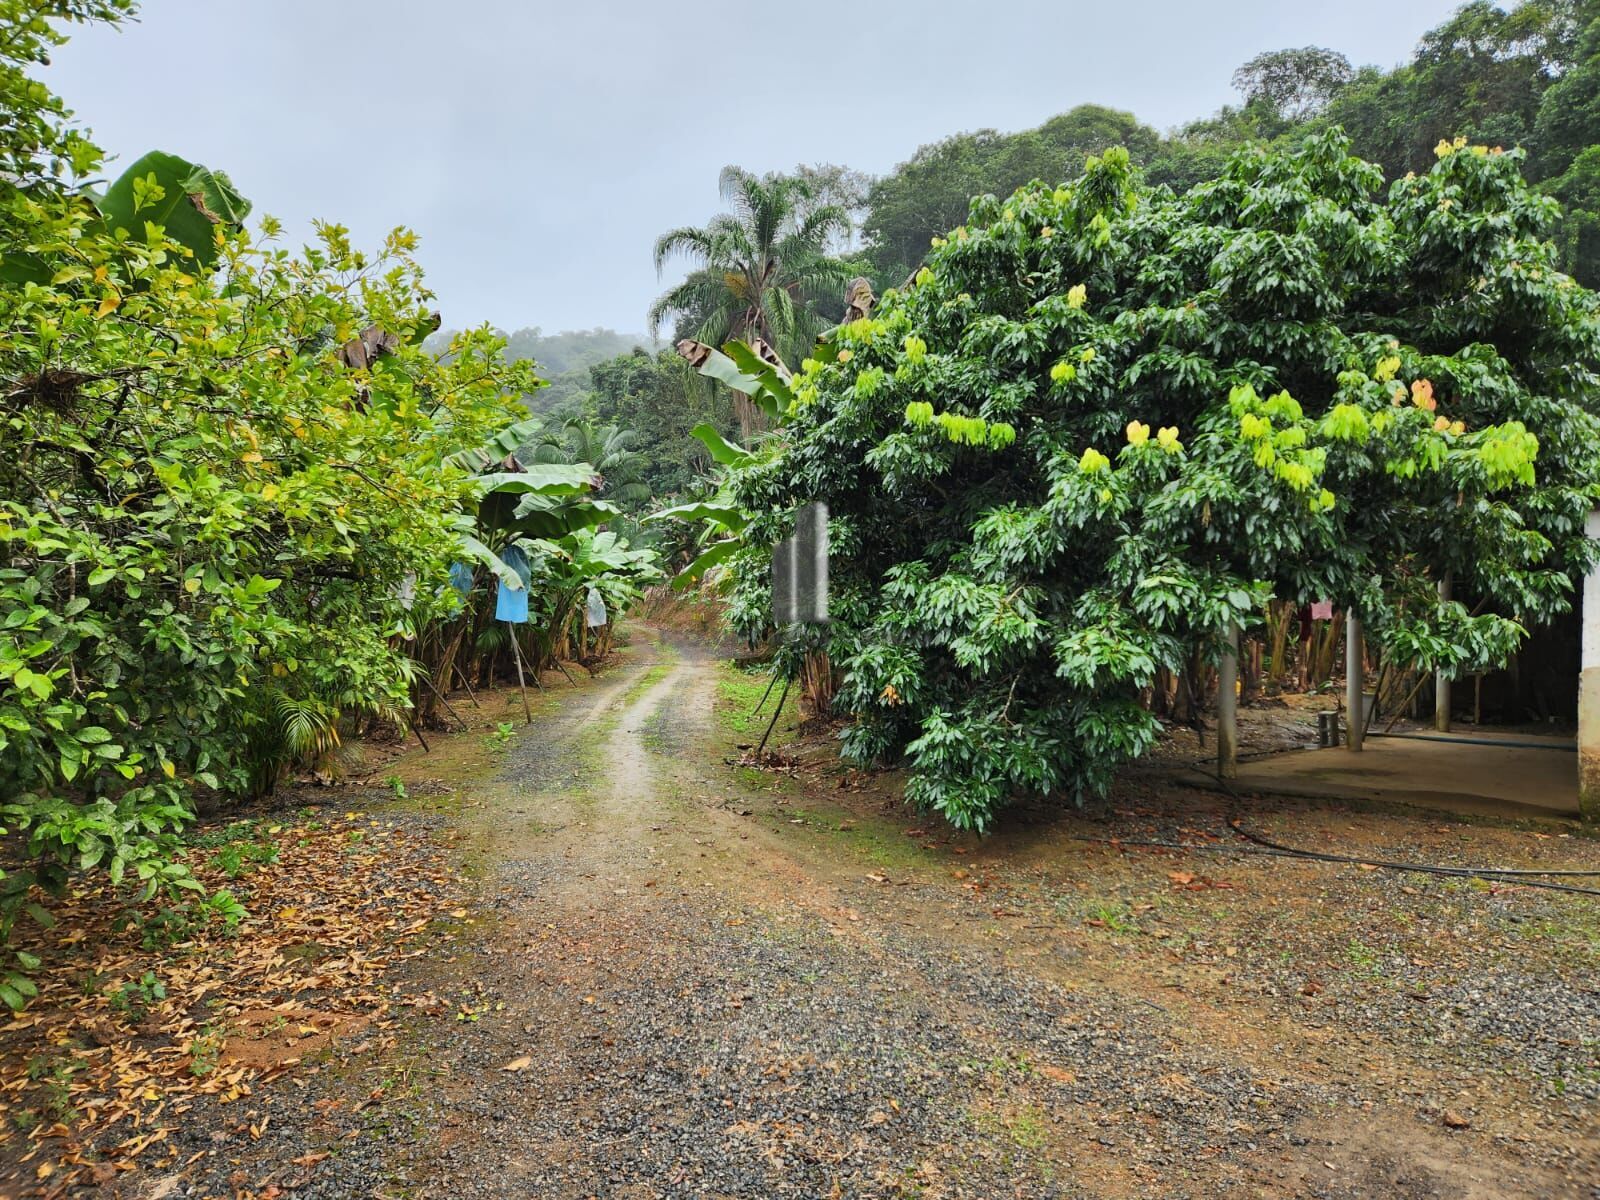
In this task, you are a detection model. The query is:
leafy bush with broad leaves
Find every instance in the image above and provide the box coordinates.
[0,1,541,1006]
[718,131,1600,832]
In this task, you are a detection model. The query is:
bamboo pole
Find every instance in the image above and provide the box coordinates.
[506,622,534,724]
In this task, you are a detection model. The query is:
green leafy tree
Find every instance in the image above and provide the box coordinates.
[710,134,1600,832]
[0,1,542,1003]
[862,105,1161,281]
[1231,47,1355,119]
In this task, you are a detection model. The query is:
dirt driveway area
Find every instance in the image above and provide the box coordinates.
[6,627,1598,1198]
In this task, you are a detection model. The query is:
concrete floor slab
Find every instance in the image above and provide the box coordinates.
[1179,734,1580,819]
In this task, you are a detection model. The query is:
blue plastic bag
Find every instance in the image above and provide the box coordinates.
[493,544,532,624]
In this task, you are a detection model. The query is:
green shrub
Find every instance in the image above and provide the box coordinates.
[0,1,539,990]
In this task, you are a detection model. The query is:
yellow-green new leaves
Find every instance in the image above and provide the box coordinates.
[1230,385,1330,501]
[1320,403,1371,443]
[903,403,1015,450]
[937,413,1012,449]
[853,366,887,399]
[1478,422,1540,487]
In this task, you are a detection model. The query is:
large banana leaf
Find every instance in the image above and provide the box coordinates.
[469,465,599,498]
[448,415,546,472]
[688,345,778,418]
[505,496,620,540]
[671,538,742,590]
[723,341,795,414]
[456,532,526,592]
[472,465,602,544]
[561,528,661,578]
[646,499,748,533]
[682,339,795,420]
[98,151,250,268]
[690,422,754,467]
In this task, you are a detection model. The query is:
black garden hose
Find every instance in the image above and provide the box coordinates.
[1116,764,1600,897]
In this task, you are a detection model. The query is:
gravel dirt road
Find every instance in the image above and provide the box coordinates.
[120,628,1600,1199]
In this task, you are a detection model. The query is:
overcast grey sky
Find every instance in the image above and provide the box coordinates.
[41,1,1463,337]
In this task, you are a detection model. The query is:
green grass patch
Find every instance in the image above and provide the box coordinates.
[716,660,799,743]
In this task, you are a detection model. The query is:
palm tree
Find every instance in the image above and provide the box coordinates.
[650,166,851,385]
[530,419,650,508]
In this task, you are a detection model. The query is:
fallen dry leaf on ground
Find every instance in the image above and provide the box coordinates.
[0,803,465,1194]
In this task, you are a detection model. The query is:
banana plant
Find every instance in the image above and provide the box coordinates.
[3,150,251,284]
[648,338,793,589]
[417,414,665,710]
[454,464,613,589]
[676,338,795,422]
[96,151,250,269]
[446,414,545,474]
[446,410,615,587]
[528,528,662,658]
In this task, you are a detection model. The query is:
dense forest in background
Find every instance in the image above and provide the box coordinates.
[434,0,1600,560]
[860,0,1600,283]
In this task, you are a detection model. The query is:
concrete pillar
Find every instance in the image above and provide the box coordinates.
[1580,512,1600,821]
[1346,610,1364,752]
[1435,573,1452,733]
[1218,624,1239,779]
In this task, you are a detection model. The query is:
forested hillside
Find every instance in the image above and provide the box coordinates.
[854,0,1600,283]
[423,325,660,413]
[387,3,1600,559]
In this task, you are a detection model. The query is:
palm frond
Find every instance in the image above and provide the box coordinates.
[272,693,340,758]
[653,225,718,275]
[763,285,797,342]
[790,203,852,254]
